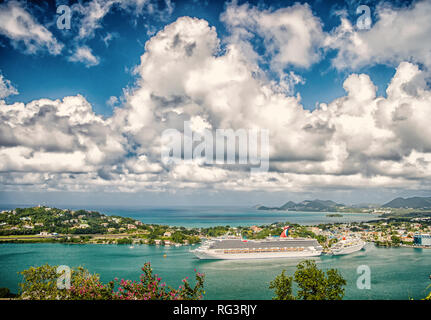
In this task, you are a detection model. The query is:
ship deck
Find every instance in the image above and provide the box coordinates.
[207,238,320,249]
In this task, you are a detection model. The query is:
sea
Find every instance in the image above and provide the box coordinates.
[1,205,430,300]
[0,204,379,228]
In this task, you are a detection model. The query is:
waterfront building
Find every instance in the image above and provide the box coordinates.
[413,234,431,246]
[250,226,262,233]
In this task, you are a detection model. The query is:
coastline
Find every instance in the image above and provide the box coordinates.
[1,206,429,250]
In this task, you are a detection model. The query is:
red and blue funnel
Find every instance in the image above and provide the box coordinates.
[280,226,291,238]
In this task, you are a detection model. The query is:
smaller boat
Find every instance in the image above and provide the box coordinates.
[330,237,366,255]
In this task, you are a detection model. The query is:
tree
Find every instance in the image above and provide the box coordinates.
[323,268,347,300]
[295,260,346,300]
[18,264,112,300]
[391,235,400,245]
[270,260,346,300]
[171,231,186,244]
[269,270,295,300]
[0,287,17,298]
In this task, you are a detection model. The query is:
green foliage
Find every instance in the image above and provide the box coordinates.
[188,235,201,244]
[18,264,112,300]
[391,235,401,245]
[270,260,346,300]
[116,238,133,245]
[290,226,315,239]
[202,226,230,237]
[315,235,327,245]
[294,260,346,300]
[0,287,17,298]
[425,285,431,300]
[171,231,186,244]
[269,270,295,300]
[69,268,114,300]
[113,263,205,300]
[0,206,148,236]
[18,263,205,300]
[19,264,66,300]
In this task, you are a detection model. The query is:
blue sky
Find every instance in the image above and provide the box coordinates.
[0,0,402,114]
[1,0,431,206]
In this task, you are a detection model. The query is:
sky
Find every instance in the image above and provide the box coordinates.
[0,0,431,207]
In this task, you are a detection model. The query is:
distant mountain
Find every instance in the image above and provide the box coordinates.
[256,199,344,212]
[382,196,431,209]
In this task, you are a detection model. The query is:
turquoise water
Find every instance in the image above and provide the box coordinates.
[0,205,379,227]
[1,243,430,299]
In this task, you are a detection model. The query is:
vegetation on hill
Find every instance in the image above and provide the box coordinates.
[257,199,345,212]
[0,206,134,235]
[382,196,431,209]
[0,206,204,245]
[257,196,431,218]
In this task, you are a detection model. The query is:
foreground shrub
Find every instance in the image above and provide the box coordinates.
[18,263,204,300]
[0,287,17,298]
[113,263,205,300]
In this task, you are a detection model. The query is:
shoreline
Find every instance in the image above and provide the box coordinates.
[1,206,429,248]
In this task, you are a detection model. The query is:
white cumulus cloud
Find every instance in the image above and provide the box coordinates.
[0,73,18,99]
[2,8,431,195]
[327,0,431,70]
[68,46,100,67]
[0,1,63,55]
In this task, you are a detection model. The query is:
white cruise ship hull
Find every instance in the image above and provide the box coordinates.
[192,249,322,260]
[192,237,323,260]
[192,248,322,260]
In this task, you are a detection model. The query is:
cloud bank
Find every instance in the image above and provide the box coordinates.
[1,1,431,196]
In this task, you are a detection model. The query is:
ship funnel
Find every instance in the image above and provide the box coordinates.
[280,226,290,238]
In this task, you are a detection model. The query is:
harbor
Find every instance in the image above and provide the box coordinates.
[1,242,430,300]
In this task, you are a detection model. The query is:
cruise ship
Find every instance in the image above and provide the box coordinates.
[191,227,323,260]
[330,237,366,255]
